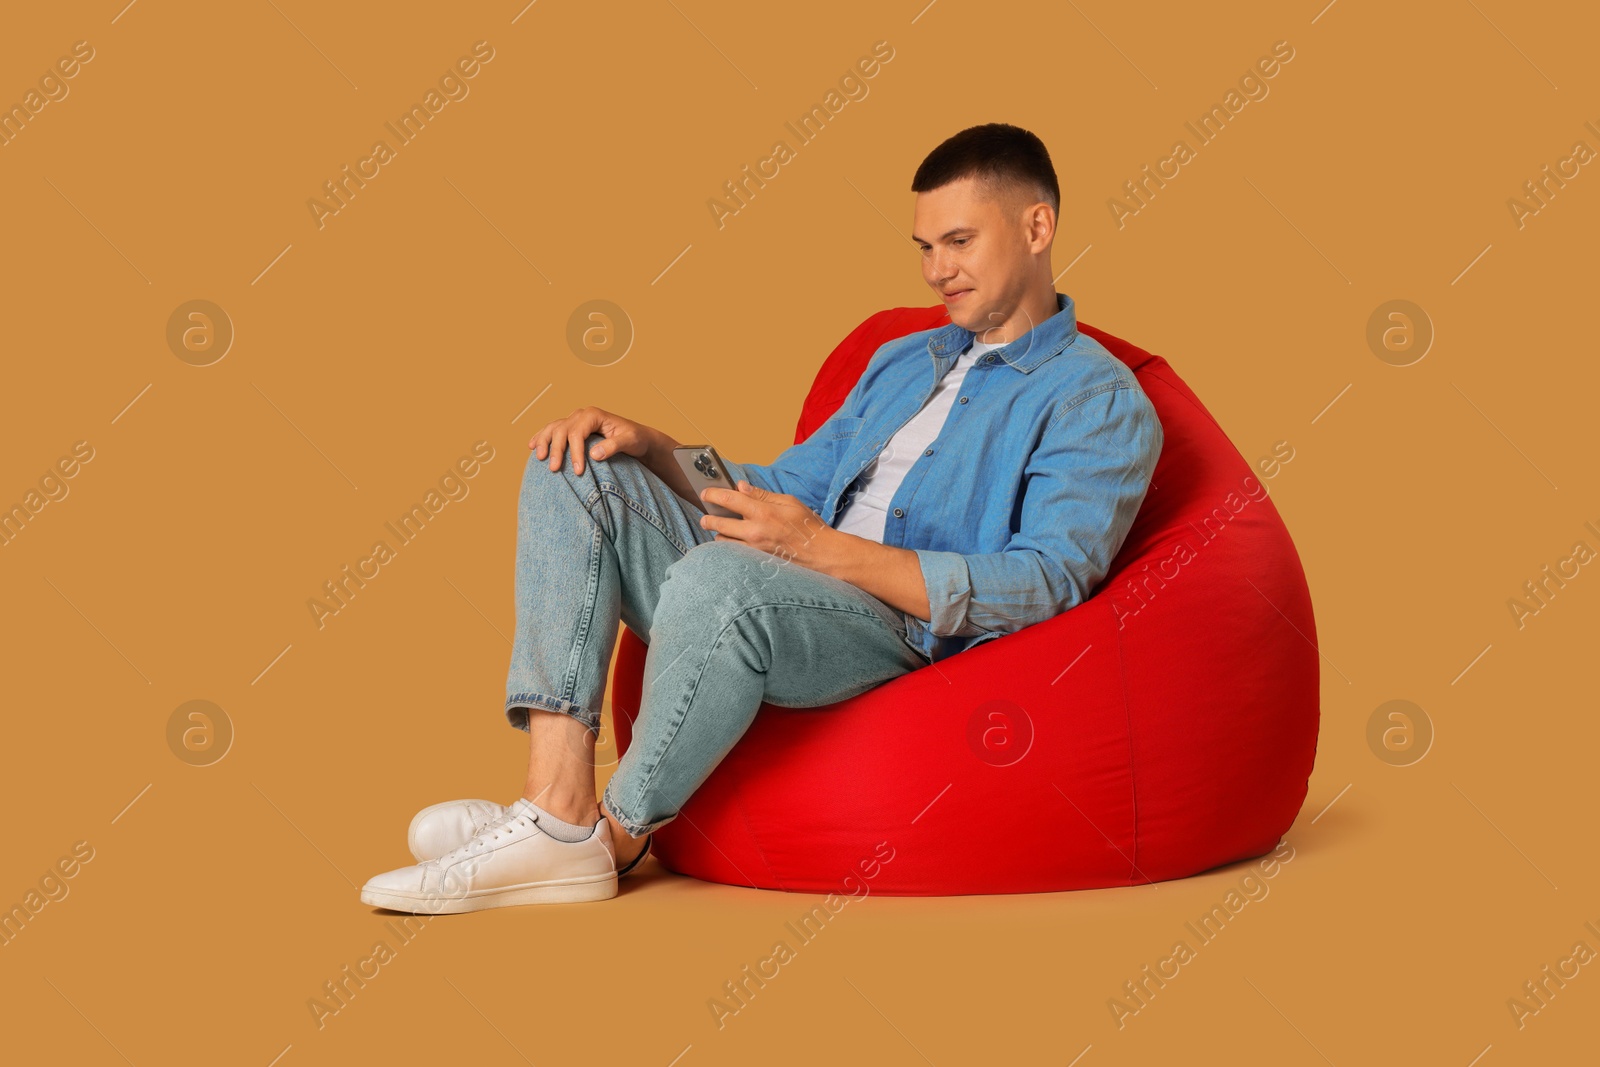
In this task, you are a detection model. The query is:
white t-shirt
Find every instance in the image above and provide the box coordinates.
[833,336,1009,543]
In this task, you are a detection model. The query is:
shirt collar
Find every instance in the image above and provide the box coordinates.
[926,291,1079,374]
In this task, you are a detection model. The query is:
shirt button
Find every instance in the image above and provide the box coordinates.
[893,507,904,518]
[923,448,933,456]
[959,396,969,404]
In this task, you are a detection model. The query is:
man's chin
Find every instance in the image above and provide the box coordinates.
[942,298,979,326]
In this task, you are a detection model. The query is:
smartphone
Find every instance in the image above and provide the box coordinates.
[672,444,742,518]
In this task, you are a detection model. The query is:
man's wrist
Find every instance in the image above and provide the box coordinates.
[799,519,848,576]
[813,529,931,621]
[637,424,697,505]
[640,424,676,464]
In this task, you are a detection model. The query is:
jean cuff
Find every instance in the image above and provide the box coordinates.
[506,691,601,733]
[601,778,673,839]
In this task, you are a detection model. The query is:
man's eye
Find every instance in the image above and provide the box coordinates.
[954,238,970,246]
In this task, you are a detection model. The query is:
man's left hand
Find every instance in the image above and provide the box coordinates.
[699,481,835,568]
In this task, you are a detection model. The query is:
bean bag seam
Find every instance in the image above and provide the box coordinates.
[731,764,783,891]
[1139,364,1228,438]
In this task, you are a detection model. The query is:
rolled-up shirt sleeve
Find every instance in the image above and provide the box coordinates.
[913,381,1163,638]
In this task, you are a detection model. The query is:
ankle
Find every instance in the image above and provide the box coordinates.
[601,805,642,845]
[524,787,600,826]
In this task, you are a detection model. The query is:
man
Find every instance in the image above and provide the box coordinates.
[360,122,1163,913]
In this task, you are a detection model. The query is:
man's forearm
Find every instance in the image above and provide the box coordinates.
[812,528,932,623]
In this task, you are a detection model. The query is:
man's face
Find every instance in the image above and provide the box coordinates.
[912,175,1036,335]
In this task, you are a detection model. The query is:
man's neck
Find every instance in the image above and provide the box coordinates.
[972,284,1060,346]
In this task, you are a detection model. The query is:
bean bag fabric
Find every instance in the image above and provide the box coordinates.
[610,305,1320,895]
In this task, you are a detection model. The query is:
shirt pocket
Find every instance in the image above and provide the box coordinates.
[825,414,865,441]
[830,414,869,472]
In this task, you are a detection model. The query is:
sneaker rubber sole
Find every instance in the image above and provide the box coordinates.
[360,872,618,913]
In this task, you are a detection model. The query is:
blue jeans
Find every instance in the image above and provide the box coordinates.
[504,433,929,838]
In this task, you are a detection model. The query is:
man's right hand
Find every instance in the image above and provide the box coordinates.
[530,406,659,477]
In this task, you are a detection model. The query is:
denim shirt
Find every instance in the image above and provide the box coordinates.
[721,292,1163,663]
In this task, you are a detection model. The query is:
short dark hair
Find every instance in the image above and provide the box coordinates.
[911,123,1060,216]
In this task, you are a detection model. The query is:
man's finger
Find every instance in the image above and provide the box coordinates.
[704,487,747,516]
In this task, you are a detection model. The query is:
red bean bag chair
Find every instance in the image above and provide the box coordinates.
[611,305,1320,894]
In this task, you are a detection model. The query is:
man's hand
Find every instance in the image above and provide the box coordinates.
[529,405,656,476]
[699,481,836,569]
[702,480,933,622]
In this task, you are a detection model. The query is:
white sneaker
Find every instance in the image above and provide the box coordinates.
[361,798,617,913]
[410,797,653,877]
[408,799,509,862]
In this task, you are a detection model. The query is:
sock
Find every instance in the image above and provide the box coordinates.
[527,800,595,843]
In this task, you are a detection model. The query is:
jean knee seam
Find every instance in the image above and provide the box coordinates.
[595,480,690,557]
[558,520,606,708]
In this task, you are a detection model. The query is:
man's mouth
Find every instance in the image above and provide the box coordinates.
[943,288,973,303]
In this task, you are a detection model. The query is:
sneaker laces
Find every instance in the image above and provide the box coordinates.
[439,806,535,864]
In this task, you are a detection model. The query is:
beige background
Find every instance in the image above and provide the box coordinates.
[2,0,1595,1063]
